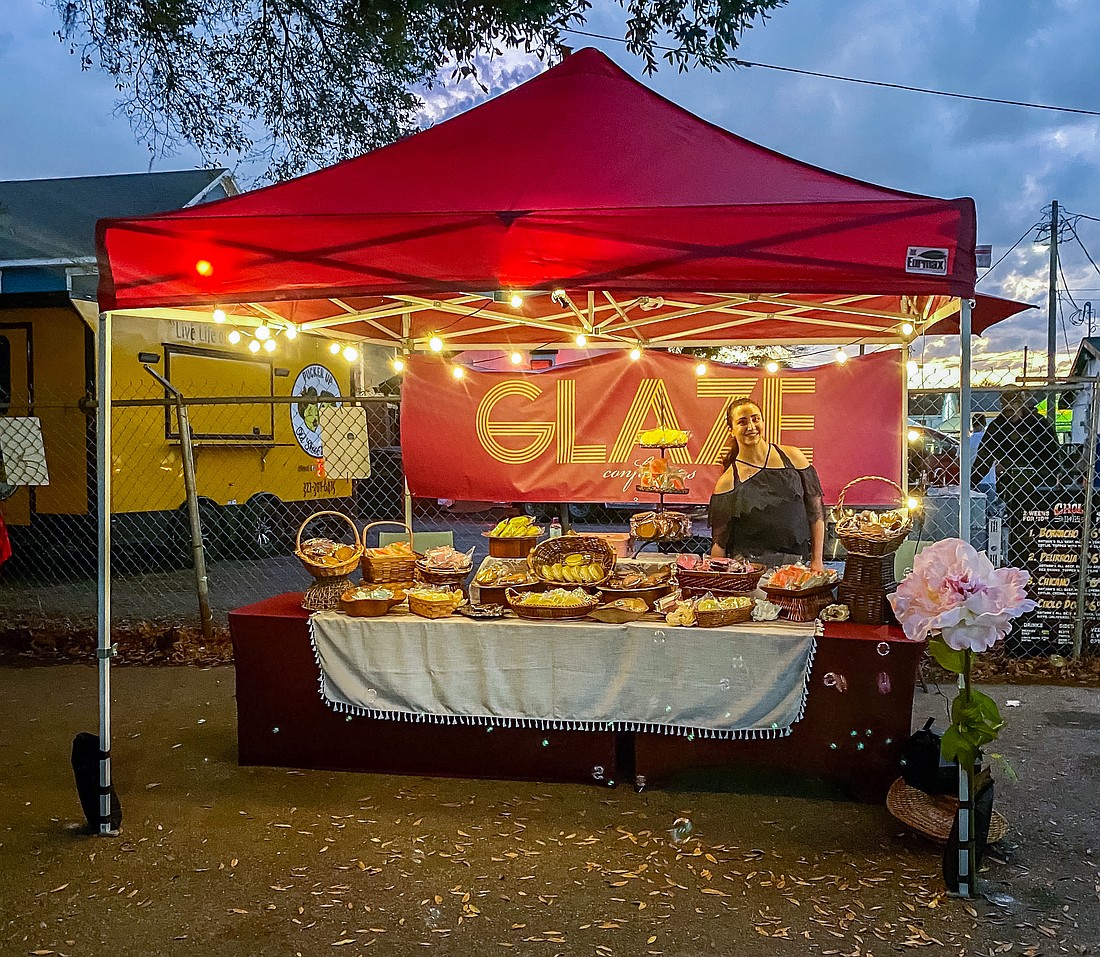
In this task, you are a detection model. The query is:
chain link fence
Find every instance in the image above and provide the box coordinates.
[2,375,1099,657]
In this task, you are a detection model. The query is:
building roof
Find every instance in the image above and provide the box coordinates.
[0,169,230,263]
[1070,336,1100,378]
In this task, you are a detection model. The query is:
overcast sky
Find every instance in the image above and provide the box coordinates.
[2,0,1099,380]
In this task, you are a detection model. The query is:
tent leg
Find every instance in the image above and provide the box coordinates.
[97,311,115,836]
[959,298,973,544]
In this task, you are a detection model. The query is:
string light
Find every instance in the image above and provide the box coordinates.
[695,362,707,377]
[452,365,465,379]
[907,428,922,443]
[343,346,359,362]
[227,330,241,345]
[575,333,588,347]
[248,339,261,353]
[906,359,919,375]
[255,324,270,341]
[509,292,524,308]
[429,335,444,352]
[765,360,780,374]
[906,495,922,510]
[284,325,297,340]
[263,338,276,353]
[329,342,341,355]
[834,349,848,364]
[510,351,523,365]
[212,308,226,324]
[900,321,915,336]
[629,347,642,361]
[194,259,213,277]
[392,357,406,373]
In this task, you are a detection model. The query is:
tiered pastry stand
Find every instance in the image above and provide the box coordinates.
[632,439,692,558]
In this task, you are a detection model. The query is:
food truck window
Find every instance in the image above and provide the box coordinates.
[163,345,274,441]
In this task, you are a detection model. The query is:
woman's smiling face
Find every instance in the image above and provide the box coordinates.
[728,401,765,450]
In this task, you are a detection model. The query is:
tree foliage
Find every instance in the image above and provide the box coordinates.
[53,0,787,182]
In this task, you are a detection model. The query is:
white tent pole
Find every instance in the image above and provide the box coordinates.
[96,310,114,835]
[959,298,973,544]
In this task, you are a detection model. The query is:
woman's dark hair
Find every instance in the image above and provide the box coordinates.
[721,398,763,469]
[971,413,985,433]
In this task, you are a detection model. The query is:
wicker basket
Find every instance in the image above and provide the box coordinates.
[695,604,754,628]
[832,476,913,557]
[676,564,766,596]
[360,521,423,583]
[505,588,599,621]
[407,591,465,619]
[528,536,616,586]
[415,559,473,592]
[886,777,1008,844]
[339,589,404,618]
[838,582,895,625]
[477,580,542,607]
[483,530,543,559]
[761,581,836,622]
[842,552,897,590]
[295,511,364,580]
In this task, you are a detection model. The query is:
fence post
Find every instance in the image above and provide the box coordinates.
[1073,383,1099,658]
[96,310,114,836]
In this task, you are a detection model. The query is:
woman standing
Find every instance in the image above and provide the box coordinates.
[709,398,825,570]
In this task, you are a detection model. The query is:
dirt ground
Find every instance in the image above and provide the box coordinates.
[1,665,1098,957]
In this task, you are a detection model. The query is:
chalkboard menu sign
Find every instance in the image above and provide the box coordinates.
[1013,499,1100,651]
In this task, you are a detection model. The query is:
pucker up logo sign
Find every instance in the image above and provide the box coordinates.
[905,246,949,276]
[290,364,339,457]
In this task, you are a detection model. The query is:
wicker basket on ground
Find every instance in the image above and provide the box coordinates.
[360,521,422,583]
[528,536,616,586]
[886,778,1008,844]
[295,511,364,580]
[832,476,913,557]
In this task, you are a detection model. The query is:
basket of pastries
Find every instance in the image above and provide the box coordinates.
[405,585,466,619]
[630,510,692,542]
[760,564,839,622]
[693,594,755,628]
[339,584,406,618]
[588,597,650,625]
[472,559,542,606]
[831,476,913,557]
[360,521,422,583]
[529,536,616,587]
[295,511,364,579]
[483,515,545,558]
[674,553,766,597]
[506,587,600,621]
[416,545,475,590]
[598,561,674,608]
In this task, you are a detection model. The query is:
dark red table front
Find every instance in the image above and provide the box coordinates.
[229,595,923,800]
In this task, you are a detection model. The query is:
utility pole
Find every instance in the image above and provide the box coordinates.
[1047,200,1059,420]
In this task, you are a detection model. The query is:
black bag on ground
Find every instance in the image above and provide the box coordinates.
[71,732,122,833]
[899,718,958,795]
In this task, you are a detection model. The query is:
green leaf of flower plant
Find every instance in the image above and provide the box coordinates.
[941,724,977,769]
[928,638,967,674]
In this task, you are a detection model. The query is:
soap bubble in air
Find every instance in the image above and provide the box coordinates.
[719,678,730,691]
[822,672,848,692]
[591,765,605,781]
[877,671,892,694]
[668,817,694,844]
[654,629,666,645]
[876,642,891,657]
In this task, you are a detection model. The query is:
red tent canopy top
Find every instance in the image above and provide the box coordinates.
[95,48,1014,346]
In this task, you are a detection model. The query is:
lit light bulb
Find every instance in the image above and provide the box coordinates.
[343,346,359,362]
[906,359,919,375]
[901,321,915,336]
[263,338,276,353]
[509,292,524,308]
[906,495,921,510]
[765,360,780,374]
[552,288,566,299]
[329,342,341,355]
[452,365,465,379]
[212,308,226,324]
[429,335,444,352]
[695,362,707,377]
[907,428,921,443]
[284,325,297,340]
[834,349,848,364]
[510,352,523,365]
[392,357,406,373]
[194,259,213,277]
[629,347,642,361]
[227,330,241,345]
[255,324,270,340]
[248,339,261,353]
[575,333,587,347]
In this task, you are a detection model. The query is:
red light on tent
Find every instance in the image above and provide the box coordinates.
[195,259,214,277]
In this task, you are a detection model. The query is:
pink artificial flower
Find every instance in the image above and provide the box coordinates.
[888,538,1036,653]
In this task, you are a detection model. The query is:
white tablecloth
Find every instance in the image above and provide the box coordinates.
[310,612,817,740]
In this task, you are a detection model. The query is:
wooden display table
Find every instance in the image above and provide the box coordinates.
[229,594,923,800]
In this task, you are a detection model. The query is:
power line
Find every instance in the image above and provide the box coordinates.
[977,221,1042,283]
[562,28,1100,116]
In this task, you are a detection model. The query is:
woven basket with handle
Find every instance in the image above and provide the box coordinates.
[295,511,364,580]
[360,521,423,583]
[528,536,616,586]
[832,476,913,557]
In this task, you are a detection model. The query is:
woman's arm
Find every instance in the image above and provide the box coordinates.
[809,518,825,571]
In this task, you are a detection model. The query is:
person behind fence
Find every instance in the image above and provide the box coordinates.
[970,390,1061,500]
[970,413,995,492]
[708,397,825,570]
